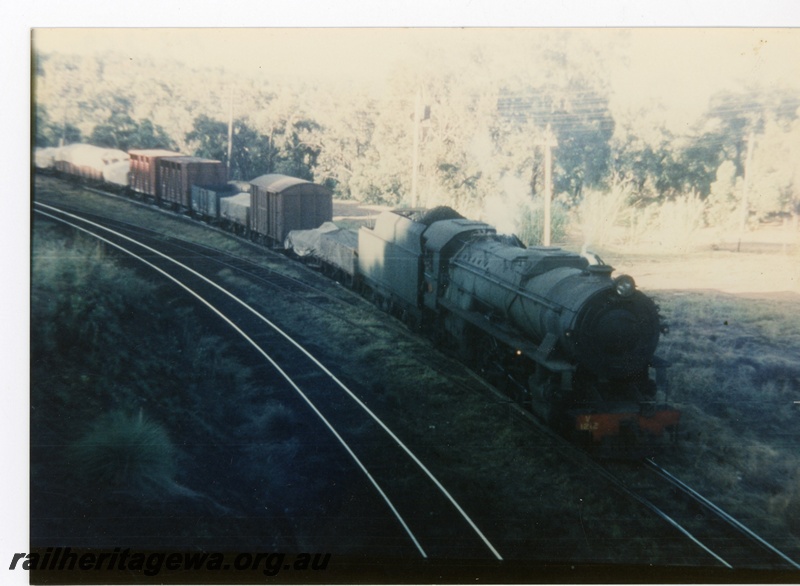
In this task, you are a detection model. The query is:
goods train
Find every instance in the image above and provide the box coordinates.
[35,144,332,244]
[34,143,680,457]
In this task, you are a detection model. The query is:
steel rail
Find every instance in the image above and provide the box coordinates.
[464,362,733,568]
[644,458,800,570]
[35,202,503,561]
[35,206,429,558]
[611,477,733,569]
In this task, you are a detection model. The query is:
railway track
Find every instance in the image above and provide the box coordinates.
[34,201,503,560]
[470,368,800,571]
[580,451,800,570]
[642,458,800,570]
[33,182,800,574]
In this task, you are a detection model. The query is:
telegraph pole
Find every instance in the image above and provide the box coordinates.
[227,85,234,178]
[60,107,67,147]
[737,131,755,252]
[411,89,422,208]
[536,125,558,246]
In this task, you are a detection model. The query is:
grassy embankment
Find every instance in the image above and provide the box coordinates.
[30,219,354,550]
[654,290,800,549]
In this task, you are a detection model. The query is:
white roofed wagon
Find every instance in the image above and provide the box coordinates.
[33,147,58,170]
[54,144,130,182]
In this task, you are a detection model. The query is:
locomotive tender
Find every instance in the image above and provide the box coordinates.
[35,142,679,455]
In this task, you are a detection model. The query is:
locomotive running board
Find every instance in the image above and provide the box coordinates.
[438,299,574,373]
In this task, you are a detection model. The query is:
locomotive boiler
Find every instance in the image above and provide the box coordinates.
[445,237,665,378]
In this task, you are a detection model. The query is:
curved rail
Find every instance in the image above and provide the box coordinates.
[36,206,428,556]
[462,367,734,568]
[644,458,800,570]
[609,475,734,568]
[35,201,503,560]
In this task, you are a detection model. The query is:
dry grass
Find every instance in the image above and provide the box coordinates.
[576,188,707,253]
[644,193,706,253]
[577,181,634,249]
[649,289,800,552]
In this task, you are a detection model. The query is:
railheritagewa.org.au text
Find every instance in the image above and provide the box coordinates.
[10,548,331,577]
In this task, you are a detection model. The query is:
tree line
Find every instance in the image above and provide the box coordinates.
[33,45,800,245]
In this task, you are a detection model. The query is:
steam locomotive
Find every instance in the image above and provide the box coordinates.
[287,207,680,457]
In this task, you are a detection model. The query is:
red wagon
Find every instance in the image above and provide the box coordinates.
[128,149,182,198]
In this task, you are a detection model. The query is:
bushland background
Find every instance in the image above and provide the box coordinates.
[32,29,800,255]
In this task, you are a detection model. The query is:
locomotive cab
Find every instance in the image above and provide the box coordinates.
[421,218,496,312]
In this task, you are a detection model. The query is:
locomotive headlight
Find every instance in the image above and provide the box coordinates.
[614,274,636,297]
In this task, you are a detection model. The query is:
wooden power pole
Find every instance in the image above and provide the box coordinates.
[536,125,558,246]
[411,89,422,208]
[227,86,234,178]
[737,131,755,252]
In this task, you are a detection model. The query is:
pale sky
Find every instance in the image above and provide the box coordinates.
[32,28,800,134]
[609,29,800,113]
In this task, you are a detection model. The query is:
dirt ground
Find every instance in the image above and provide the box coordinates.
[610,249,799,299]
[593,225,798,298]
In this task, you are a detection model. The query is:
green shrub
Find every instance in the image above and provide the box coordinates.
[515,197,569,246]
[68,410,176,499]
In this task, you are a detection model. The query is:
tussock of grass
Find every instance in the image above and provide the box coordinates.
[68,410,176,498]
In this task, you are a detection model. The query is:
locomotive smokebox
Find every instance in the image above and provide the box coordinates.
[448,241,661,380]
